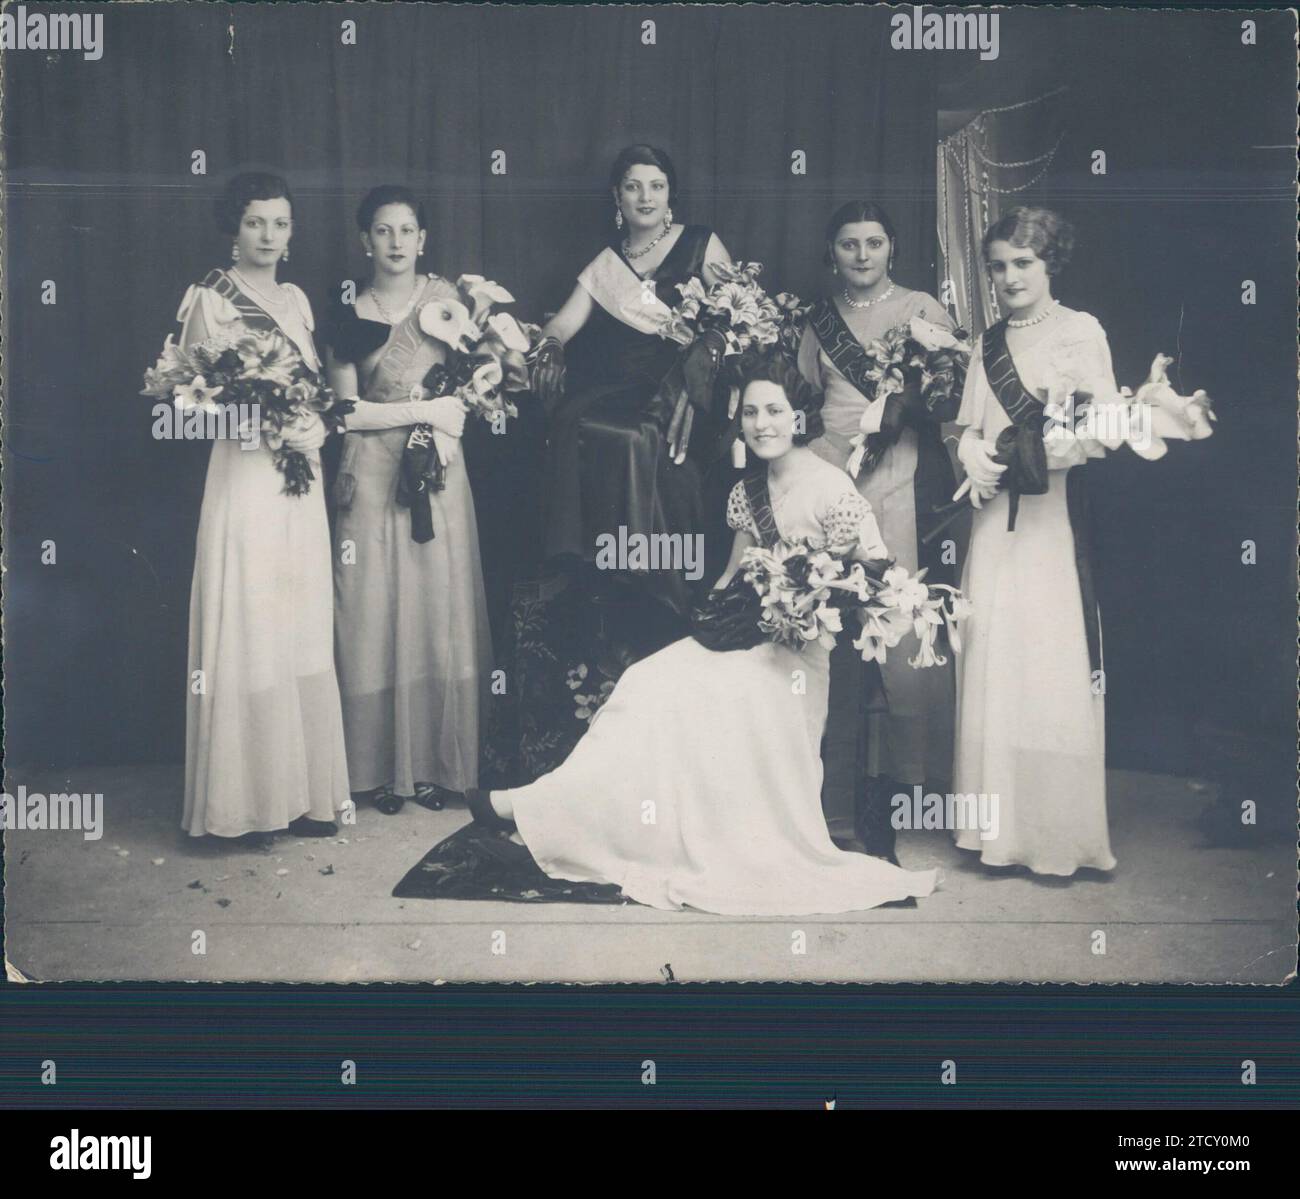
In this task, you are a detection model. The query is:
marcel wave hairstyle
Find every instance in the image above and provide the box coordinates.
[356,184,429,233]
[735,350,825,446]
[822,200,899,268]
[215,171,294,237]
[981,206,1075,276]
[607,143,680,218]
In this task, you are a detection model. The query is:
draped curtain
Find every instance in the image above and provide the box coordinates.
[937,88,1068,335]
[2,3,937,766]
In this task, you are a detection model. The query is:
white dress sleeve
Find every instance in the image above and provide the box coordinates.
[726,480,759,538]
[819,484,889,559]
[176,284,240,350]
[284,283,316,333]
[1045,312,1118,468]
[956,334,989,433]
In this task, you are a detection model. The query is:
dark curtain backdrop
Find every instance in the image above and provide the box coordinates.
[1,6,1294,787]
[2,3,938,767]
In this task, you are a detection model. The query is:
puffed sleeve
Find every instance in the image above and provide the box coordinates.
[820,486,889,558]
[726,481,758,537]
[956,333,989,432]
[1070,312,1118,399]
[284,283,315,332]
[909,290,956,331]
[176,284,240,350]
[796,323,823,389]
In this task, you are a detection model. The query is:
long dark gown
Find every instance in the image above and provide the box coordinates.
[544,225,729,618]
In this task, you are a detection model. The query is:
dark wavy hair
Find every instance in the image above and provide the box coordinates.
[736,352,825,447]
[356,184,428,233]
[608,143,679,208]
[214,172,294,237]
[822,200,898,268]
[981,206,1075,276]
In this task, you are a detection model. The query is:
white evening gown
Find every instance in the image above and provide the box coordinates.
[953,308,1117,875]
[499,456,939,915]
[179,279,351,836]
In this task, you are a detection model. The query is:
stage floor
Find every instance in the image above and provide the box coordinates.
[4,765,1295,984]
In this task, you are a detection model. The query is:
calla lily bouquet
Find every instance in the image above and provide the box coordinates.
[847,314,972,478]
[738,541,971,668]
[657,262,807,358]
[142,329,351,496]
[415,273,539,424]
[397,275,539,532]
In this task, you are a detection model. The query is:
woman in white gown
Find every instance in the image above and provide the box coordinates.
[179,173,350,838]
[462,355,939,915]
[952,206,1117,876]
[180,173,453,839]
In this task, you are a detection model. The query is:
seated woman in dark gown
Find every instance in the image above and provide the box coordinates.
[531,144,735,657]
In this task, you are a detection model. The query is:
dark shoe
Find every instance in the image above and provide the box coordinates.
[412,782,456,812]
[287,815,339,838]
[373,786,405,816]
[465,787,514,833]
[853,775,900,866]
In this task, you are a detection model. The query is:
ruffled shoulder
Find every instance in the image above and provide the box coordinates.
[901,289,954,329]
[282,283,315,332]
[726,480,758,536]
[819,485,887,556]
[176,280,239,327]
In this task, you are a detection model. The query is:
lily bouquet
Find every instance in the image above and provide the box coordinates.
[398,274,539,530]
[142,329,352,496]
[691,541,970,669]
[657,261,806,358]
[930,353,1218,543]
[846,315,972,478]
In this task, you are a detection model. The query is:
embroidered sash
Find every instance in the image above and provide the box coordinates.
[741,466,781,549]
[811,299,957,587]
[200,269,318,371]
[808,299,882,399]
[983,318,1101,674]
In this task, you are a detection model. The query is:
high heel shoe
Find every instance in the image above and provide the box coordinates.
[371,786,405,816]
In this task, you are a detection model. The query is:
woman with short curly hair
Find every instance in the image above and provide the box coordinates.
[952,206,1119,876]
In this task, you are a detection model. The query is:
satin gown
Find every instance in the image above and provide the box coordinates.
[953,308,1117,875]
[322,278,492,796]
[801,288,959,817]
[179,279,350,836]
[544,224,727,615]
[498,457,939,915]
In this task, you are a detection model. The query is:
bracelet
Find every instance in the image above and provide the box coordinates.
[527,336,561,364]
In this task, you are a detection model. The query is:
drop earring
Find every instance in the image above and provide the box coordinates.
[281,247,290,263]
[614,204,623,230]
[231,241,240,264]
[664,207,673,230]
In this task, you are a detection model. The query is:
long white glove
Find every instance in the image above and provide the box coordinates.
[956,428,1006,489]
[344,395,466,435]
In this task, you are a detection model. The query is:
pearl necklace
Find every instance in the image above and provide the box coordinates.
[623,222,673,261]
[368,283,420,325]
[230,267,288,309]
[1007,299,1059,328]
[842,282,896,310]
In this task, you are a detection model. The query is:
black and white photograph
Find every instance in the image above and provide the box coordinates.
[2,1,1296,984]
